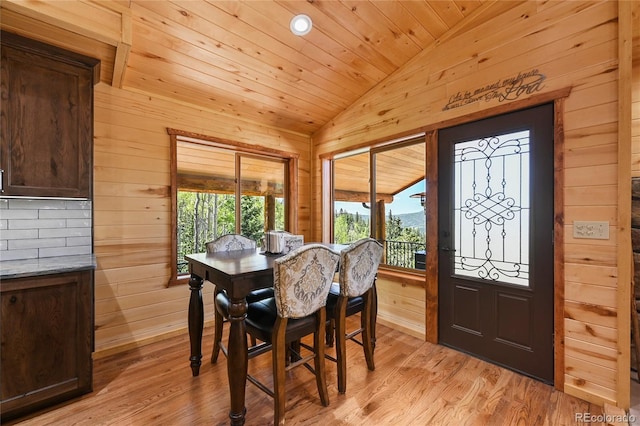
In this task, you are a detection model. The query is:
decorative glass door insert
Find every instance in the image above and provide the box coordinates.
[453,130,530,286]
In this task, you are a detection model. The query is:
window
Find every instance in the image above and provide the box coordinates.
[168,129,297,286]
[333,149,371,242]
[331,135,426,271]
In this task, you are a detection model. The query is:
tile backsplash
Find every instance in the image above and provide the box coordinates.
[0,198,92,261]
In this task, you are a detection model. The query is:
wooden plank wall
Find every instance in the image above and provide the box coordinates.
[376,273,426,339]
[312,1,625,407]
[93,84,312,355]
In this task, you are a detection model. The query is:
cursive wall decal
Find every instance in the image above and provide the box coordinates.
[442,69,546,111]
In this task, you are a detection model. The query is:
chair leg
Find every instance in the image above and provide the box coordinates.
[314,308,330,406]
[362,290,375,371]
[335,296,348,394]
[371,283,378,350]
[325,318,335,347]
[290,340,301,363]
[211,290,225,364]
[273,317,288,426]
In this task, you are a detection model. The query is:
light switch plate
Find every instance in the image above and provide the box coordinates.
[573,221,609,240]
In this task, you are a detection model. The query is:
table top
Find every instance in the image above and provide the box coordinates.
[185,243,347,278]
[185,248,279,278]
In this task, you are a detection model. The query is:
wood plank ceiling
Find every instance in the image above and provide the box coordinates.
[1,0,496,197]
[125,0,487,136]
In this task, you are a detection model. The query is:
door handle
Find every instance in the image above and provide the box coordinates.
[440,247,456,252]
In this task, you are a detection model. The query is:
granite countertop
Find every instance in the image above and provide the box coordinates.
[0,254,96,279]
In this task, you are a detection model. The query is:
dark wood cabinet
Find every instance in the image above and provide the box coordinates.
[0,31,99,198]
[0,270,94,421]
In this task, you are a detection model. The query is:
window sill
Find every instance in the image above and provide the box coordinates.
[377,267,426,288]
[168,274,190,287]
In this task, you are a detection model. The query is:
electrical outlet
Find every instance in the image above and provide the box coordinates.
[573,221,609,240]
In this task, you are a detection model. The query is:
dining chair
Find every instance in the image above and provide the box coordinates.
[207,234,274,363]
[325,237,383,394]
[244,244,340,425]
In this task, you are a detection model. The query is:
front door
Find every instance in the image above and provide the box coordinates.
[438,103,554,383]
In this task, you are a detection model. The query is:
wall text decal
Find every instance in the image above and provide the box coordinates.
[442,69,546,111]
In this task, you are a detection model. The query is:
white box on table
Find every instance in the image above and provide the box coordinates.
[264,231,304,254]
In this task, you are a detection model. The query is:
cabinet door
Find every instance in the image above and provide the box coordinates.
[0,271,94,421]
[0,32,97,198]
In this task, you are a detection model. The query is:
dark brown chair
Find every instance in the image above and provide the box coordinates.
[207,234,273,363]
[245,244,340,425]
[325,237,383,394]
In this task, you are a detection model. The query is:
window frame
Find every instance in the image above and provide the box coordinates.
[167,128,298,287]
[236,152,289,235]
[369,136,426,251]
[327,133,427,274]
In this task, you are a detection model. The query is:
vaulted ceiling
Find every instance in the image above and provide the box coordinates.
[125,0,489,135]
[1,0,499,136]
[1,0,518,199]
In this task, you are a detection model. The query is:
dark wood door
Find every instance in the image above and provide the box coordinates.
[0,31,98,198]
[438,103,554,383]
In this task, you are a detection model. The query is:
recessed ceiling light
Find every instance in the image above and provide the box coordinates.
[290,14,312,36]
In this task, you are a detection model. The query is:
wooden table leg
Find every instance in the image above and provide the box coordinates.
[188,274,204,376]
[227,296,248,425]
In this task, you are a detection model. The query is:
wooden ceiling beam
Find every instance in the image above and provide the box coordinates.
[177,173,284,196]
[334,189,393,204]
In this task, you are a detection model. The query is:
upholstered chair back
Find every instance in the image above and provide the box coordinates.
[273,244,340,319]
[206,234,256,253]
[339,238,384,298]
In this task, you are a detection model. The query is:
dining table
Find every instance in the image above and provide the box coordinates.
[185,243,346,425]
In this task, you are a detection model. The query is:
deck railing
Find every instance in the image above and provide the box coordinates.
[382,239,426,269]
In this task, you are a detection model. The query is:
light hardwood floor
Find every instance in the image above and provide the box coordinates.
[7,318,608,426]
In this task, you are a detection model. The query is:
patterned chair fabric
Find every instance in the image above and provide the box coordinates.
[244,243,338,424]
[338,238,383,298]
[206,234,256,253]
[207,233,261,364]
[273,244,340,319]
